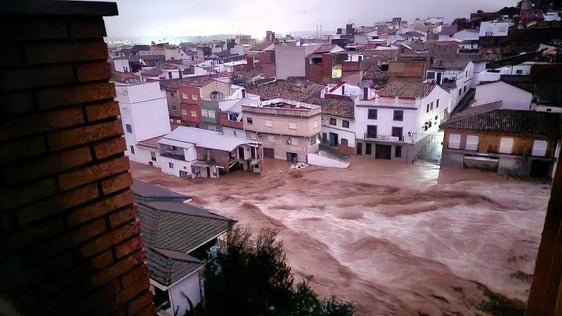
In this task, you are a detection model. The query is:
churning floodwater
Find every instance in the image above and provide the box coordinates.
[131,157,551,315]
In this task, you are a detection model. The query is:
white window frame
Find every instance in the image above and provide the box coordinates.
[499,137,514,154]
[182,93,188,99]
[208,111,215,119]
[181,109,187,116]
[191,94,197,100]
[465,135,479,151]
[201,109,208,117]
[265,120,273,127]
[313,120,319,129]
[288,122,297,130]
[191,110,197,117]
[448,133,461,149]
[532,140,548,157]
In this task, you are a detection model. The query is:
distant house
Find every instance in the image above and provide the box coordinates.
[158,126,262,178]
[308,95,356,155]
[355,81,451,162]
[275,44,321,80]
[441,104,560,178]
[242,99,322,163]
[133,179,236,315]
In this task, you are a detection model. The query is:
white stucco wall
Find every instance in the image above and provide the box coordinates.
[113,59,130,73]
[275,45,319,79]
[128,146,161,168]
[307,153,349,168]
[474,81,532,110]
[321,115,356,148]
[159,156,193,177]
[167,272,203,315]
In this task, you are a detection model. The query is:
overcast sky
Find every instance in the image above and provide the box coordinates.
[92,0,518,38]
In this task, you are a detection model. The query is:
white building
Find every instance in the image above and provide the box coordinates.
[275,44,321,79]
[355,81,451,162]
[115,81,171,167]
[473,81,532,110]
[424,57,475,113]
[479,21,513,37]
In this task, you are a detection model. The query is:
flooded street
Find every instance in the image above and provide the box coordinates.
[130,157,551,315]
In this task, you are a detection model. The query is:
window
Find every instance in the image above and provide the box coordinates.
[191,110,197,117]
[365,143,372,155]
[342,120,349,128]
[170,92,175,97]
[426,104,429,113]
[130,145,135,154]
[341,138,348,146]
[393,110,403,121]
[125,124,132,133]
[291,137,299,145]
[265,120,273,127]
[246,131,257,140]
[532,140,548,157]
[246,117,253,124]
[181,109,187,116]
[430,102,433,110]
[208,111,215,119]
[172,105,177,111]
[368,109,377,119]
[168,162,174,169]
[201,109,208,117]
[426,71,435,80]
[313,120,319,129]
[329,118,337,126]
[192,94,197,100]
[458,89,462,96]
[310,135,318,145]
[465,135,479,151]
[288,122,297,130]
[356,143,363,155]
[448,133,461,149]
[436,99,439,108]
[395,146,402,158]
[366,125,377,138]
[182,93,187,99]
[516,69,523,75]
[463,86,467,93]
[151,152,157,161]
[499,137,514,154]
[392,127,403,141]
[267,135,276,142]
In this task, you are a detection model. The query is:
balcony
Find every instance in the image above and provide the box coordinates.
[160,152,185,161]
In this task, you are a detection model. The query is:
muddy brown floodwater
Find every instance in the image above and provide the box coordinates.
[130,156,551,315]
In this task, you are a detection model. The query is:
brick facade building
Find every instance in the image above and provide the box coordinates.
[0,1,154,315]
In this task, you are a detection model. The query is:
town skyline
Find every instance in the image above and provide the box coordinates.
[86,0,518,38]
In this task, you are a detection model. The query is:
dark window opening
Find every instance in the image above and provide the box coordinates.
[395,146,402,158]
[368,109,378,119]
[342,120,350,128]
[393,110,403,121]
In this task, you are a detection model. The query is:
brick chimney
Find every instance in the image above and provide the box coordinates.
[0,1,155,315]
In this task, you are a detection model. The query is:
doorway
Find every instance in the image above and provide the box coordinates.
[329,132,338,146]
[286,152,298,163]
[375,144,391,160]
[530,160,551,178]
[238,147,245,160]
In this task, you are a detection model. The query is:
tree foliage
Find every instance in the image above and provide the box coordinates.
[202,227,354,316]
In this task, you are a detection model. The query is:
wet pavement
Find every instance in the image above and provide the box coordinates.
[131,157,550,315]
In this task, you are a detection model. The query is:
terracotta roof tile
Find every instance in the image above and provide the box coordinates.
[377,81,436,98]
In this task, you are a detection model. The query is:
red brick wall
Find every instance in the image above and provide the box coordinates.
[219,112,243,129]
[180,104,201,127]
[0,4,154,316]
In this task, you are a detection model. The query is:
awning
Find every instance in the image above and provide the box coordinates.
[158,138,193,149]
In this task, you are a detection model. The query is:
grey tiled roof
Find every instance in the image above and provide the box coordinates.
[138,201,235,254]
[444,109,561,140]
[132,179,189,202]
[146,248,204,286]
[247,79,324,102]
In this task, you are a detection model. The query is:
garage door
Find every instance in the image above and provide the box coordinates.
[263,148,274,158]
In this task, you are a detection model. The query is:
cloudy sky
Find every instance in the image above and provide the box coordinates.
[92,0,518,38]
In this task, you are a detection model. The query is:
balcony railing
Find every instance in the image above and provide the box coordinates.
[160,152,185,160]
[364,134,403,142]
